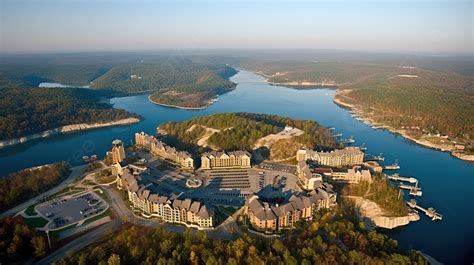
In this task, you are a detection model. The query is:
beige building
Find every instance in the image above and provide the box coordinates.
[200,150,251,170]
[118,169,214,228]
[244,184,337,231]
[111,139,126,164]
[325,168,372,183]
[135,132,194,169]
[296,147,364,167]
[296,160,323,190]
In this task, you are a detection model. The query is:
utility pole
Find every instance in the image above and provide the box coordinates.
[46,230,52,252]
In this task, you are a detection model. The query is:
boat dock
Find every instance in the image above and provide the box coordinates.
[399,183,423,196]
[388,174,417,183]
[407,199,442,221]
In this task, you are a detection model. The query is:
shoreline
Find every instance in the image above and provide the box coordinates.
[0,117,141,149]
[148,95,210,110]
[333,90,474,162]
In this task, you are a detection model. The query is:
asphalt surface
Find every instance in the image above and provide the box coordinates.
[1,164,89,218]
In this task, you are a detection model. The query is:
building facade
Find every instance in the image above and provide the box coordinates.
[296,147,364,167]
[111,139,126,164]
[296,160,323,190]
[200,150,251,170]
[118,169,214,228]
[135,132,194,169]
[325,168,372,183]
[244,184,337,231]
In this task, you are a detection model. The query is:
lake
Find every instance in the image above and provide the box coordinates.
[1,70,473,264]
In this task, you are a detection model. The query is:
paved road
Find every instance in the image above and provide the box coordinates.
[36,219,122,265]
[1,164,89,218]
[35,183,239,264]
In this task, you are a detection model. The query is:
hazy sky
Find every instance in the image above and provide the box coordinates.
[1,0,472,53]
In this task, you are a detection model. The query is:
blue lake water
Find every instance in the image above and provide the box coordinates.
[1,70,473,264]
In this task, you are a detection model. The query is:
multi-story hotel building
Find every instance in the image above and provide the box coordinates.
[325,168,372,183]
[244,184,337,231]
[296,160,323,190]
[296,147,364,167]
[200,150,251,170]
[135,132,194,169]
[118,169,214,228]
[111,139,126,164]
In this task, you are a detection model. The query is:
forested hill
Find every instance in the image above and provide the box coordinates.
[0,87,139,141]
[159,112,336,160]
[94,62,237,108]
[240,60,474,143]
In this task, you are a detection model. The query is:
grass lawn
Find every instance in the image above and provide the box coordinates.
[49,223,77,238]
[23,216,49,228]
[94,189,110,202]
[96,174,116,184]
[24,203,40,216]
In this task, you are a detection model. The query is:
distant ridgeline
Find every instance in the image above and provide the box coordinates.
[159,112,336,160]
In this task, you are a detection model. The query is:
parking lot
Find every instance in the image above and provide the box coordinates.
[36,191,108,229]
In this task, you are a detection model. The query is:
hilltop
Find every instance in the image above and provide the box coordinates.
[159,112,336,161]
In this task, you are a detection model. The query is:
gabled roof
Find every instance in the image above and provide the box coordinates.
[190,201,201,213]
[196,204,214,219]
[180,198,192,210]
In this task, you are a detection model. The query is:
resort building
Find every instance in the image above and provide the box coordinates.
[244,184,337,231]
[117,169,214,228]
[200,150,251,170]
[111,139,126,164]
[324,168,372,183]
[135,132,194,169]
[296,160,323,190]
[296,147,364,167]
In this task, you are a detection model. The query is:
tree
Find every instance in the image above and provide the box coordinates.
[107,253,121,265]
[31,236,47,257]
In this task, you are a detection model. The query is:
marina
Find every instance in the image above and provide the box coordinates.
[407,199,443,221]
[384,160,400,170]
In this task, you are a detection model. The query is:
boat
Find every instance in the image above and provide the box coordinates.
[82,154,97,163]
[373,153,384,161]
[340,137,355,144]
[384,160,400,170]
[359,143,367,151]
[332,133,342,137]
[366,153,384,161]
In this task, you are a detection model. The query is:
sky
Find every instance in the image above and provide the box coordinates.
[0,0,472,54]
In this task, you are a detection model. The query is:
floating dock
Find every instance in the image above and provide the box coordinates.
[388,174,417,183]
[407,199,442,221]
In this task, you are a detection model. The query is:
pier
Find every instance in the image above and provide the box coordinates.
[407,199,442,221]
[388,174,417,183]
[399,183,423,196]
